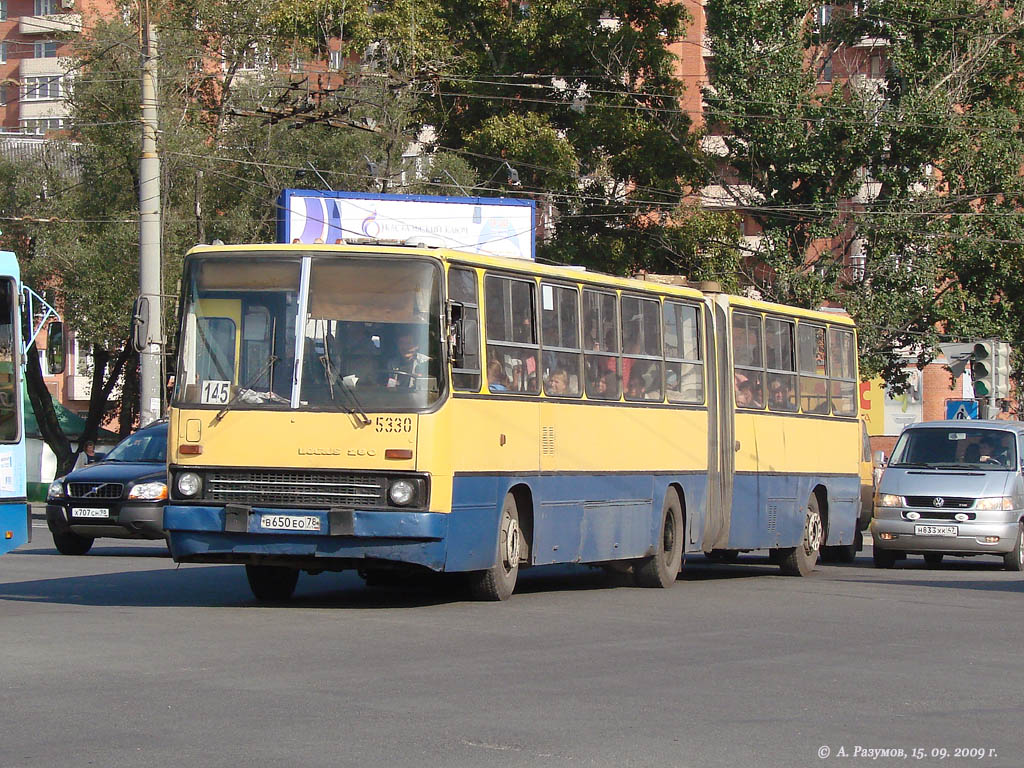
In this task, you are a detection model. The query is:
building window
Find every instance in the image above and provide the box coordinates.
[34,0,57,14]
[0,1,7,21]
[869,54,885,79]
[0,42,6,65]
[328,49,343,71]
[34,41,59,58]
[21,118,64,135]
[816,5,834,29]
[819,56,833,84]
[22,76,62,101]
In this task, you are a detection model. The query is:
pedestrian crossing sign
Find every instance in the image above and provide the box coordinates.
[945,400,979,420]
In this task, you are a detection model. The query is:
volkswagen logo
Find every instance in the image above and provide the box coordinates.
[932,497,945,508]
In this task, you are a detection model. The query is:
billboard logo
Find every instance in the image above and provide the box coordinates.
[362,211,380,238]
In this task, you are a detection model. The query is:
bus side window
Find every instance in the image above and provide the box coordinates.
[828,327,857,416]
[449,268,481,391]
[541,283,582,398]
[485,274,539,394]
[664,301,703,404]
[732,312,764,409]
[765,317,797,412]
[622,295,663,402]
[583,289,620,400]
[797,323,829,414]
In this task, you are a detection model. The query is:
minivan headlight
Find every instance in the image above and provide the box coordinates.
[47,479,64,500]
[974,496,1014,511]
[129,482,168,501]
[176,472,202,498]
[876,493,903,508]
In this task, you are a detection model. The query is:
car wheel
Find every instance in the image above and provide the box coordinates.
[468,493,521,601]
[873,547,897,569]
[634,489,683,588]
[923,553,944,568]
[245,565,299,601]
[52,530,93,556]
[1003,523,1024,572]
[779,494,823,576]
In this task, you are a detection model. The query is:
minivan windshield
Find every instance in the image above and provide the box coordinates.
[104,425,167,463]
[889,427,1017,471]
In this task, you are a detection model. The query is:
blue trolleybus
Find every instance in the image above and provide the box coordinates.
[0,250,28,556]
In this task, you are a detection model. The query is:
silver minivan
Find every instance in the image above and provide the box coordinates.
[870,420,1024,570]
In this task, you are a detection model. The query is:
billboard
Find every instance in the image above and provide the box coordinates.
[277,190,535,260]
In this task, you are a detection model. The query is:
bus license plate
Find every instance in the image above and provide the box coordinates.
[914,524,957,537]
[72,507,109,519]
[260,514,321,532]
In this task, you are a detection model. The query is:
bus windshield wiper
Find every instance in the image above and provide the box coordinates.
[211,354,281,425]
[318,329,371,426]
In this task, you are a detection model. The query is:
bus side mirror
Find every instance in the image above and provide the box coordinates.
[130,296,150,353]
[46,321,65,375]
[448,302,465,367]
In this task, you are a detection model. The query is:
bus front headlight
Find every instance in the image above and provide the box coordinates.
[388,479,417,507]
[177,472,202,498]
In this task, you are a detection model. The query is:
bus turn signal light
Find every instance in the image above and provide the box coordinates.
[179,445,203,456]
[385,449,413,460]
[5,530,12,540]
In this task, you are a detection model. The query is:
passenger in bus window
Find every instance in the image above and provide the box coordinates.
[626,368,646,399]
[546,369,569,395]
[487,359,509,392]
[769,379,796,410]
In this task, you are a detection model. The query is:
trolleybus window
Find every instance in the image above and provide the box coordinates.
[448,267,481,391]
[485,274,539,394]
[663,301,703,404]
[541,283,582,398]
[797,323,828,414]
[621,295,662,401]
[0,278,18,442]
[828,327,857,416]
[732,312,764,409]
[582,288,620,400]
[765,317,797,412]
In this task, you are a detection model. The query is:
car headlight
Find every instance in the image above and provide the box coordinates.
[388,479,417,506]
[876,493,903,508]
[46,479,64,500]
[974,496,1014,511]
[176,472,202,498]
[129,482,168,501]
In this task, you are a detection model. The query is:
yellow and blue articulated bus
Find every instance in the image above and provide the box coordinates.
[0,251,29,556]
[163,243,862,600]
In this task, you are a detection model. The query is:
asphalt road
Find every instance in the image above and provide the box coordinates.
[1,527,1021,768]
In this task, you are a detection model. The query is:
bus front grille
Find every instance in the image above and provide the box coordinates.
[205,470,387,508]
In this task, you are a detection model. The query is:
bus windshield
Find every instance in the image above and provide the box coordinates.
[889,427,1018,470]
[174,253,444,412]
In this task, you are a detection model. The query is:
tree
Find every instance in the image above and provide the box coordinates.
[704,0,1024,390]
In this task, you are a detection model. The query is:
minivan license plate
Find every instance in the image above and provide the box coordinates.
[72,507,109,519]
[914,524,957,536]
[260,514,321,532]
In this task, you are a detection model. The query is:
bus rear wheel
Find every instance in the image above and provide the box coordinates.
[635,489,683,588]
[779,494,822,577]
[245,564,299,601]
[468,494,521,601]
[52,530,93,556]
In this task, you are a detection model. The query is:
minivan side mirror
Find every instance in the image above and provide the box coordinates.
[130,296,150,353]
[873,450,887,467]
[46,321,65,375]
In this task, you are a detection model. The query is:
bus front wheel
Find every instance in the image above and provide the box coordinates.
[635,489,683,588]
[779,494,823,576]
[245,564,299,601]
[468,494,521,601]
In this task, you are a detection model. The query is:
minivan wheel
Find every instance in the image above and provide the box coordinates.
[52,530,93,556]
[873,547,898,569]
[1003,523,1024,572]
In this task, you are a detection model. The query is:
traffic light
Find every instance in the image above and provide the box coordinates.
[993,341,1011,399]
[972,341,994,398]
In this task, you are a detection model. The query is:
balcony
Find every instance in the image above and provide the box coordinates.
[20,56,71,77]
[66,374,91,401]
[19,13,82,35]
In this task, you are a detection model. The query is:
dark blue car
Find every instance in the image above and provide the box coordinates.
[46,421,168,555]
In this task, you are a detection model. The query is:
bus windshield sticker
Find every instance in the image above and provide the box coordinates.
[201,380,231,405]
[542,284,554,311]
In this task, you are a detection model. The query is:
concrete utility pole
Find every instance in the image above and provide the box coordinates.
[138,11,162,426]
